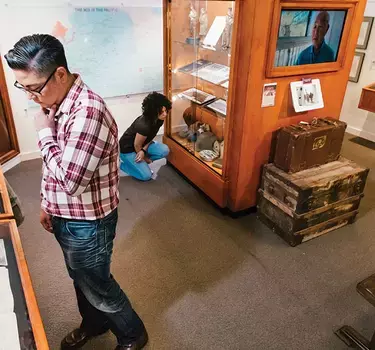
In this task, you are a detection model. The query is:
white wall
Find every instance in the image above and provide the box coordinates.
[0,0,163,167]
[340,1,375,141]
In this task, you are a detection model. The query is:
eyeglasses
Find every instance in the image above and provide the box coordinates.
[14,68,57,96]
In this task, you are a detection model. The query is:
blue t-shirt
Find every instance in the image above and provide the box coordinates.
[296,41,335,65]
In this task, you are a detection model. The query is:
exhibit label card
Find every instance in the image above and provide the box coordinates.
[261,83,277,107]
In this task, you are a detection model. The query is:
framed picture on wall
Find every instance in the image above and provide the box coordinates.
[290,78,324,112]
[349,51,365,83]
[357,16,374,49]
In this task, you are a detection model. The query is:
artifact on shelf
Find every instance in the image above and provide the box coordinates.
[188,130,197,142]
[212,158,223,169]
[191,63,230,85]
[197,123,211,135]
[178,128,190,138]
[206,98,227,116]
[222,7,234,50]
[220,140,224,159]
[213,140,220,155]
[202,15,227,50]
[177,59,212,74]
[180,88,216,105]
[182,106,196,127]
[199,8,208,36]
[199,150,219,162]
[187,3,200,45]
[195,131,217,152]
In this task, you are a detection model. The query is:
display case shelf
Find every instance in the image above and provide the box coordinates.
[172,39,232,54]
[173,70,229,90]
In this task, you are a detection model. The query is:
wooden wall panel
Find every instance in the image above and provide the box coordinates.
[227,0,367,211]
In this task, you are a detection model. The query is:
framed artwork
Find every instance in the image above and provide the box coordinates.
[357,16,373,49]
[349,51,365,83]
[290,78,324,112]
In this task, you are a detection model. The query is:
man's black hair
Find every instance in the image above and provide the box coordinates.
[4,34,69,77]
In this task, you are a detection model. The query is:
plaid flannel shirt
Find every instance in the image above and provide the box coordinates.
[38,75,119,220]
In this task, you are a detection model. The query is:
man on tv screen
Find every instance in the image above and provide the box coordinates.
[296,11,335,65]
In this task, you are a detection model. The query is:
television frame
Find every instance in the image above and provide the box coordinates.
[266,1,356,78]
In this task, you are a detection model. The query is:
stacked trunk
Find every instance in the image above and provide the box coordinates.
[258,118,369,246]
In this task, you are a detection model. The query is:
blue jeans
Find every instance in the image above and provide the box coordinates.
[52,209,145,345]
[120,141,169,181]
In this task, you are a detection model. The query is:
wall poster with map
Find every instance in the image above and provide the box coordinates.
[0,1,163,99]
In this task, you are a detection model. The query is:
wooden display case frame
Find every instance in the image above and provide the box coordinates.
[163,0,238,208]
[0,219,49,349]
[0,167,14,219]
[266,1,357,78]
[0,168,48,348]
[0,58,20,165]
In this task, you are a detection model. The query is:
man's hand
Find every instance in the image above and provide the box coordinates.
[40,209,53,233]
[34,105,57,132]
[135,150,145,163]
[145,157,152,164]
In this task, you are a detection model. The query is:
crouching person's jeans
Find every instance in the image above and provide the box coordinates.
[52,208,145,345]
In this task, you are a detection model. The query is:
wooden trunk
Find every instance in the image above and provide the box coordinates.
[258,190,361,246]
[261,157,369,214]
[274,118,347,173]
[259,189,362,231]
[258,208,359,247]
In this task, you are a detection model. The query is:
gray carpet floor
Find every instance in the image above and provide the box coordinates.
[4,133,375,350]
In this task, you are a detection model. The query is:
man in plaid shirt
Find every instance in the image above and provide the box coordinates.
[5,34,148,350]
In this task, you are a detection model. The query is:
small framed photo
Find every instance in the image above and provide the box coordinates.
[349,51,365,83]
[357,16,373,49]
[290,79,324,112]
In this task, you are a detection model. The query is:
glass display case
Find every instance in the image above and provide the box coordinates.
[165,0,236,176]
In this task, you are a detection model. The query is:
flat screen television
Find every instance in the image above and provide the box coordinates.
[274,10,347,67]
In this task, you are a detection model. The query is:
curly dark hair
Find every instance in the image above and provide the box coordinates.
[142,92,172,124]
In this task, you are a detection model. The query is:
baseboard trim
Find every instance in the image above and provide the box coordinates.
[20,151,41,162]
[2,155,21,173]
[346,126,375,142]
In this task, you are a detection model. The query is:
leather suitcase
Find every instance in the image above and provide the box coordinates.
[261,157,369,214]
[274,117,347,173]
[257,190,361,246]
